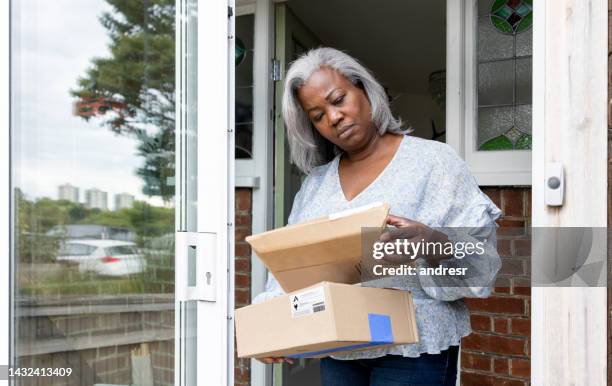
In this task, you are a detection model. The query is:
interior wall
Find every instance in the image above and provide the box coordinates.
[391,92,445,141]
[286,0,446,142]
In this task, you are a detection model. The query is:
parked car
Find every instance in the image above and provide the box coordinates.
[56,239,146,276]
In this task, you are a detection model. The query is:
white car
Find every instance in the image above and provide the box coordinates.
[56,239,146,276]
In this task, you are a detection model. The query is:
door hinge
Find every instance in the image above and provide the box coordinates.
[271,59,281,81]
[227,6,234,39]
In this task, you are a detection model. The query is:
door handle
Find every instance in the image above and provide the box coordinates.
[176,231,217,302]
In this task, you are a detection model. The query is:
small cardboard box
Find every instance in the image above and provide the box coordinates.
[245,202,390,292]
[235,282,418,358]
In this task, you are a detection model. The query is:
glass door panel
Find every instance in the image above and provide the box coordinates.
[10,0,176,384]
[175,0,235,384]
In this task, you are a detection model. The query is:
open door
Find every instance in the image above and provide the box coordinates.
[273,3,321,228]
[175,0,235,385]
[272,4,322,384]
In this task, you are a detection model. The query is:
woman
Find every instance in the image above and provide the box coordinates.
[254,47,501,386]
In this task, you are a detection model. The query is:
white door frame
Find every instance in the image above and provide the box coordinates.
[175,0,235,385]
[249,0,276,385]
[2,0,12,379]
[531,0,608,385]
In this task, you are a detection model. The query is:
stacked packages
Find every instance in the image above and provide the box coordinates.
[235,202,419,358]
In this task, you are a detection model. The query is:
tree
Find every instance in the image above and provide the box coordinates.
[72,0,175,202]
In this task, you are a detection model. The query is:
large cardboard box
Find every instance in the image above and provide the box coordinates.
[245,202,390,292]
[235,282,418,358]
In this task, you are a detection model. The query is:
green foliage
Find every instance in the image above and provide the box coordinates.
[16,192,71,263]
[16,194,175,295]
[72,0,176,202]
[128,201,174,239]
[16,194,174,246]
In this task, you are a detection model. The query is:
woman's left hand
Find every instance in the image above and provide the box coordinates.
[379,214,450,266]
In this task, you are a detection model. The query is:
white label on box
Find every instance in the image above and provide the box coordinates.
[290,286,326,318]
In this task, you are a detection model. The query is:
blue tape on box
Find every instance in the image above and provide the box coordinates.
[287,313,393,359]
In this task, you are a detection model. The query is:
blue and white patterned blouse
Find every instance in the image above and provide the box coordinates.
[253,134,502,359]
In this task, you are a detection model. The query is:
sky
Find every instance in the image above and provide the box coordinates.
[12,0,167,207]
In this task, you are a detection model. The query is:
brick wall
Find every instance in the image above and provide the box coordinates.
[234,188,253,386]
[16,294,174,386]
[461,187,531,386]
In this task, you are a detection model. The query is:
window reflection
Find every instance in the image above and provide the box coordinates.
[235,14,254,159]
[12,1,176,384]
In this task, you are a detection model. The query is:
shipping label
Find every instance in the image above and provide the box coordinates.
[290,286,327,318]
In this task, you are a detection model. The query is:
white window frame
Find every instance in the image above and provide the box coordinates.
[235,0,274,190]
[446,0,531,186]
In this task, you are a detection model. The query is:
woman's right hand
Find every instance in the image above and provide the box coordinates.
[256,357,295,365]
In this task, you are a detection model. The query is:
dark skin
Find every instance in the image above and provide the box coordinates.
[257,67,450,365]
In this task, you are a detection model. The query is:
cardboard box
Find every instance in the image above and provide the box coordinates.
[245,202,390,292]
[235,281,418,358]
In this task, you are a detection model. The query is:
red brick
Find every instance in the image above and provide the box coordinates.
[483,188,502,208]
[461,351,491,371]
[494,357,509,374]
[526,298,531,316]
[494,318,509,334]
[235,227,250,241]
[513,239,531,256]
[461,372,525,386]
[462,333,526,355]
[493,277,511,294]
[235,242,251,257]
[496,219,526,236]
[499,258,525,276]
[497,239,512,257]
[235,258,251,274]
[466,296,526,315]
[236,189,252,212]
[511,318,531,337]
[470,314,492,332]
[510,358,530,378]
[512,278,531,296]
[235,289,250,305]
[525,189,531,216]
[502,189,524,217]
[235,273,250,288]
[235,213,252,226]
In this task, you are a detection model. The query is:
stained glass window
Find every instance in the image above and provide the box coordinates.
[477,0,532,151]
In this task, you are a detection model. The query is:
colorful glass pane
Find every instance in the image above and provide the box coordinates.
[490,0,532,34]
[515,134,532,149]
[479,126,532,150]
[480,135,513,150]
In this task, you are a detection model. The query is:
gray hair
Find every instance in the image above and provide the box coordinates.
[282,47,408,174]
